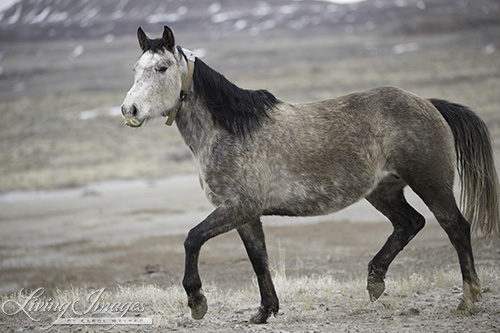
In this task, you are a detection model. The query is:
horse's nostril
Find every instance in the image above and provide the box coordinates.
[122,104,139,117]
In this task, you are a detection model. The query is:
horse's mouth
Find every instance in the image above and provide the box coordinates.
[124,117,144,127]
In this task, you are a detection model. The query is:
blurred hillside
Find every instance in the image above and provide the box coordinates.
[1,0,499,41]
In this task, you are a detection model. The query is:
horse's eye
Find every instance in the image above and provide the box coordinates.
[158,66,168,73]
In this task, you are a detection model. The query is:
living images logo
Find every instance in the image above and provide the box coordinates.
[1,287,152,329]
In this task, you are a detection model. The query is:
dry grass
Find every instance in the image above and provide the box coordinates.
[2,258,499,332]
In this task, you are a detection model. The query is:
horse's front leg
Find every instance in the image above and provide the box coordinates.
[182,198,260,320]
[237,219,279,324]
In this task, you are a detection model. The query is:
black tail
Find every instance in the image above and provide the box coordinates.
[429,98,500,237]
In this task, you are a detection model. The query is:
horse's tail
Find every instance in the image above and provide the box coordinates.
[429,98,500,237]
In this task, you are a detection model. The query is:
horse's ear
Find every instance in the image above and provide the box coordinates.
[137,27,150,51]
[162,26,175,51]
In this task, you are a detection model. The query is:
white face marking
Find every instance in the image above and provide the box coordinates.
[121,49,185,126]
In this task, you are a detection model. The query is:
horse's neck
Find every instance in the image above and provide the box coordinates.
[175,97,218,156]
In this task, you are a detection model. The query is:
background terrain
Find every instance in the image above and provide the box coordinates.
[1,0,500,331]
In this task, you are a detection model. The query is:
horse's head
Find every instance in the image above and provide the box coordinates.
[121,26,188,127]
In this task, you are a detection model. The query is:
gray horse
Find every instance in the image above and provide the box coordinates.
[121,26,500,324]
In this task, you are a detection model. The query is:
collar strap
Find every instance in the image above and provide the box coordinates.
[166,48,195,126]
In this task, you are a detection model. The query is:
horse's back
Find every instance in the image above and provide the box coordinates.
[351,86,455,169]
[328,86,457,187]
[307,86,455,161]
[261,86,455,215]
[279,86,453,160]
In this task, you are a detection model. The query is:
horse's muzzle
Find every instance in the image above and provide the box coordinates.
[122,104,143,127]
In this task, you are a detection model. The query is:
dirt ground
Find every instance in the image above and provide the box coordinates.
[0,175,435,295]
[1,176,499,332]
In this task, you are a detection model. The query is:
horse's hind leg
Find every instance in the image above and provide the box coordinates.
[237,219,279,324]
[405,178,481,313]
[365,177,425,301]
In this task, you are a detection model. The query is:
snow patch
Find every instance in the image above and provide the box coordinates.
[0,0,21,13]
[146,6,187,24]
[321,0,367,4]
[4,2,22,24]
[392,42,419,55]
[68,106,122,121]
[234,19,247,31]
[70,45,84,59]
[483,43,496,55]
[48,11,69,23]
[208,3,221,14]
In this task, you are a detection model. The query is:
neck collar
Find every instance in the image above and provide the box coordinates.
[165,48,195,126]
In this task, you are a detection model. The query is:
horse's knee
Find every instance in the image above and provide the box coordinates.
[411,214,425,232]
[184,228,202,252]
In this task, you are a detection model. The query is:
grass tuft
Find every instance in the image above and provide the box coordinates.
[1,264,499,330]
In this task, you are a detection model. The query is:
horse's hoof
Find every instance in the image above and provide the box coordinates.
[456,281,481,315]
[249,305,278,324]
[463,281,482,302]
[456,302,474,315]
[188,293,208,320]
[457,298,475,315]
[249,312,268,324]
[367,274,385,301]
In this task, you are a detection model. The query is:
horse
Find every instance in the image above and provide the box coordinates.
[121,26,500,324]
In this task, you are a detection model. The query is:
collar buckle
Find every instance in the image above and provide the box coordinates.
[180,90,188,101]
[182,48,196,62]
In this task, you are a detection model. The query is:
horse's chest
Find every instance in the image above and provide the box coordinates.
[195,153,232,207]
[197,173,225,207]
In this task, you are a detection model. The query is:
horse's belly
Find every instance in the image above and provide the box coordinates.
[263,199,351,217]
[263,178,375,217]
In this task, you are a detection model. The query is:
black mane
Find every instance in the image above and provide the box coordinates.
[192,58,278,136]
